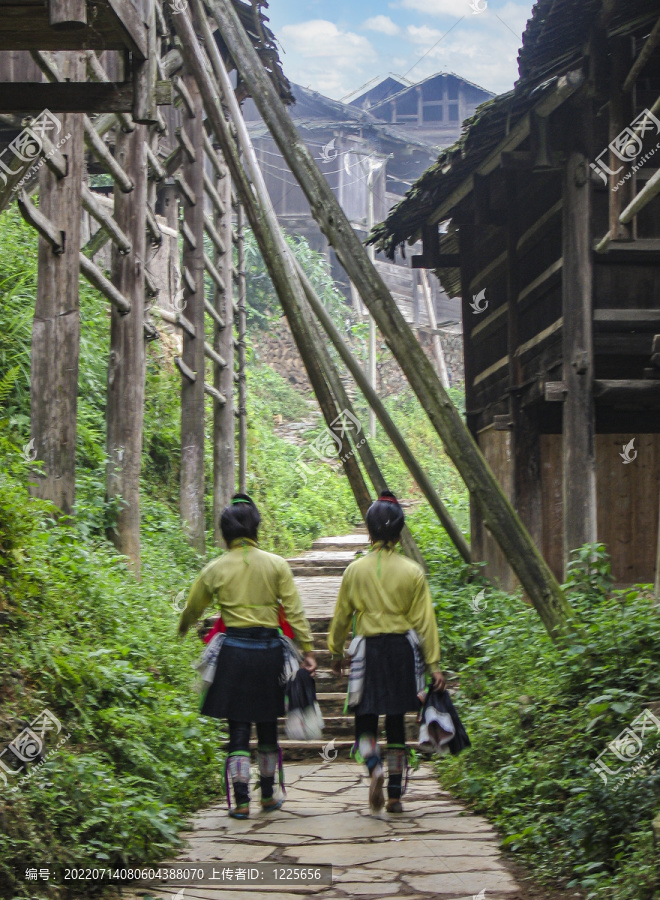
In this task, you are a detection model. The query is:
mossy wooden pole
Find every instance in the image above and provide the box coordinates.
[172,7,373,520]
[208,0,575,641]
[189,5,424,565]
[106,125,146,572]
[29,53,85,516]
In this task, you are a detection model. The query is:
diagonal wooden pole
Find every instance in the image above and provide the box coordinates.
[206,0,576,641]
[190,0,424,568]
[171,7,374,523]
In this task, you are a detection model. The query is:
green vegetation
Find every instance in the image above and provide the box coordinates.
[1,204,658,900]
[419,519,660,900]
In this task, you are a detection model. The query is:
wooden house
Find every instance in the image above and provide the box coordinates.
[243,76,493,349]
[373,0,660,587]
[354,72,494,149]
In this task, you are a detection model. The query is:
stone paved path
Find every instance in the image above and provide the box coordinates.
[126,533,524,900]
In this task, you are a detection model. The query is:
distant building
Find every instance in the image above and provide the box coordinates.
[244,74,494,381]
[351,72,493,148]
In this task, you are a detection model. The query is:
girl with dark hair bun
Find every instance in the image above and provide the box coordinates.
[328,491,445,814]
[178,493,316,819]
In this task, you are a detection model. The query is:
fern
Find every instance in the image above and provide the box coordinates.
[0,365,18,408]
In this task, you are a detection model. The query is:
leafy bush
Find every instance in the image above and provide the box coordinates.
[419,530,660,900]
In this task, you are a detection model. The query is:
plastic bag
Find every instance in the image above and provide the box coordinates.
[285,668,324,741]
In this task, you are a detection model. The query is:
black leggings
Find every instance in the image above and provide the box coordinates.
[227,719,278,752]
[354,713,406,746]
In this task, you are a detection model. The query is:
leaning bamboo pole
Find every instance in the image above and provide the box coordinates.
[207,0,576,641]
[191,2,424,567]
[171,7,375,523]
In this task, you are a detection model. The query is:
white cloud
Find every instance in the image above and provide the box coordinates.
[401,15,524,94]
[279,19,379,98]
[362,15,401,36]
[396,0,475,17]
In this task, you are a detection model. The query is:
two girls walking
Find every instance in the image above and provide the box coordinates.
[178,491,443,816]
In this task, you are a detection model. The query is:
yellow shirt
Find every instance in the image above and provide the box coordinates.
[178,538,314,651]
[327,541,440,671]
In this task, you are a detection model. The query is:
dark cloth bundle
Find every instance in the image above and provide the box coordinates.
[419,688,471,756]
[285,668,324,740]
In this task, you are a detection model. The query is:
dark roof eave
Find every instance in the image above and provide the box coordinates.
[371,68,584,253]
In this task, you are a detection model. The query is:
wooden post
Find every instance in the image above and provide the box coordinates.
[609,40,634,241]
[208,0,576,641]
[236,202,248,494]
[29,53,85,516]
[172,7,373,524]
[212,151,235,543]
[179,72,206,552]
[420,268,449,389]
[106,125,146,571]
[507,172,543,553]
[562,101,597,574]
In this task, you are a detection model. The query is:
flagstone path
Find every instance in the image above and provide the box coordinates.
[125,533,526,900]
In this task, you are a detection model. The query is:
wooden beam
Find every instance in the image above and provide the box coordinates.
[146,144,166,181]
[84,50,134,132]
[545,381,567,402]
[204,213,226,254]
[593,380,660,405]
[182,219,197,250]
[106,0,149,58]
[204,340,226,369]
[206,0,576,639]
[145,202,162,245]
[175,356,196,382]
[132,0,158,123]
[173,76,196,118]
[174,171,196,207]
[561,107,597,575]
[204,132,227,178]
[49,0,86,27]
[106,122,148,572]
[79,254,131,314]
[204,297,225,329]
[203,169,225,215]
[17,191,64,253]
[84,118,134,192]
[176,125,196,163]
[204,252,224,290]
[204,382,226,405]
[0,81,171,114]
[176,310,196,338]
[81,186,132,253]
[620,168,660,224]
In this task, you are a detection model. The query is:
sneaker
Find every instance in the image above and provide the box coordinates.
[228,803,249,820]
[386,798,403,814]
[261,797,284,812]
[368,764,385,812]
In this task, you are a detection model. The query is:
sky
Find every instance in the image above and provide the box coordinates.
[265,0,536,102]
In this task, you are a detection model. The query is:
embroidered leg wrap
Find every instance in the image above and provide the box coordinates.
[226,752,251,808]
[358,735,381,774]
[257,746,280,799]
[386,746,407,799]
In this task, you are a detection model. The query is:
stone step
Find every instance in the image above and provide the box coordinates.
[249,739,355,761]
[290,565,349,577]
[310,534,370,552]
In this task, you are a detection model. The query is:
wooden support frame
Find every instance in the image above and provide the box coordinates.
[179,70,206,552]
[81,186,132,253]
[212,148,236,538]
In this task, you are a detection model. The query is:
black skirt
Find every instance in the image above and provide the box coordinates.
[200,627,285,723]
[353,633,420,716]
